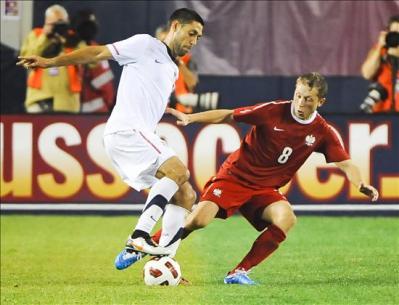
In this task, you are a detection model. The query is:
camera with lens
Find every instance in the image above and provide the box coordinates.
[360,82,388,113]
[51,21,70,37]
[42,21,80,57]
[385,31,399,48]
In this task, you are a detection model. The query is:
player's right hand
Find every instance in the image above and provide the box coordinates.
[377,31,387,48]
[166,107,191,126]
[359,183,379,202]
[16,55,51,69]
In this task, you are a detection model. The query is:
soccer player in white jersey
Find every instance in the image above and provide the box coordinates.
[18,8,204,268]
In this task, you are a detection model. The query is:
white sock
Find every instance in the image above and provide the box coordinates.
[134,177,179,235]
[159,204,188,256]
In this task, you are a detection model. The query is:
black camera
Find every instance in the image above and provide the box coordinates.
[42,21,80,57]
[51,21,70,37]
[385,31,399,48]
[360,82,388,113]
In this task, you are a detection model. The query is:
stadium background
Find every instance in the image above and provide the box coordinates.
[1,2,398,305]
[1,0,398,212]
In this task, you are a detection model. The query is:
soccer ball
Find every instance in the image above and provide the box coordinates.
[143,256,182,286]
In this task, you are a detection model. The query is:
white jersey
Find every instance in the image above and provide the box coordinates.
[104,34,179,135]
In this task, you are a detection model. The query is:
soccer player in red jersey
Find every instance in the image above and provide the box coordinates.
[161,72,379,285]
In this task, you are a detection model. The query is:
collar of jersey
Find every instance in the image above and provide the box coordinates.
[162,42,178,64]
[290,101,318,125]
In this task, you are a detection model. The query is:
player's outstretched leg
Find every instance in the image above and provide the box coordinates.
[152,200,219,259]
[223,223,286,285]
[114,177,179,270]
[224,201,295,284]
[224,268,256,285]
[115,157,191,269]
[114,246,146,270]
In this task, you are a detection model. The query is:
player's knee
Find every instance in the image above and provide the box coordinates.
[179,187,197,210]
[185,188,197,207]
[273,211,296,233]
[168,168,190,186]
[159,157,190,186]
[287,212,297,230]
[172,182,197,209]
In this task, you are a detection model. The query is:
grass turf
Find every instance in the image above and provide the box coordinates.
[1,215,398,305]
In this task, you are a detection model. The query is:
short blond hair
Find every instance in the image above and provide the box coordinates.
[45,4,69,20]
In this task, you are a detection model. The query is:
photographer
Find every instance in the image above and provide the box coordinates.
[71,9,115,113]
[360,15,399,113]
[20,5,84,113]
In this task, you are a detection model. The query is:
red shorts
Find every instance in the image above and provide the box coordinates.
[200,176,287,231]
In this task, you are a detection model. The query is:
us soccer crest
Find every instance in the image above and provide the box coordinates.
[305,134,316,146]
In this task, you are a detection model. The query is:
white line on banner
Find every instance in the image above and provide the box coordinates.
[0,204,398,211]
[0,204,144,211]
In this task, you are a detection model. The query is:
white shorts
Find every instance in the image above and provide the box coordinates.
[103,129,176,191]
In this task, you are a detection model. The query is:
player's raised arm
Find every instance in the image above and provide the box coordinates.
[17,45,112,69]
[166,107,234,125]
[334,159,379,201]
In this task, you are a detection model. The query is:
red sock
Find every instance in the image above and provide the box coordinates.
[152,229,162,244]
[231,224,286,273]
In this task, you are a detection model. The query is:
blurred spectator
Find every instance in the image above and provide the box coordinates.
[156,24,219,113]
[20,4,84,113]
[360,15,399,113]
[1,43,26,113]
[71,9,115,113]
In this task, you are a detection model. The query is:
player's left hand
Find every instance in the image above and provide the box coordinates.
[359,183,379,202]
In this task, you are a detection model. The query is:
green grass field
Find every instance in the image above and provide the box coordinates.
[1,215,398,305]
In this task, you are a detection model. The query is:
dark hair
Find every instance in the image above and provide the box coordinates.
[297,72,328,98]
[71,9,98,42]
[169,8,204,27]
[388,15,399,29]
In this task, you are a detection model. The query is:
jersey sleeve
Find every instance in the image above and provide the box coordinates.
[106,34,151,66]
[232,102,273,125]
[316,125,350,163]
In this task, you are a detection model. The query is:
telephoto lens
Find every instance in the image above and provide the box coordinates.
[360,82,388,113]
[385,31,399,48]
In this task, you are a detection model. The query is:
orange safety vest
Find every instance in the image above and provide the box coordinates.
[175,53,192,96]
[27,28,82,93]
[174,53,193,113]
[373,48,399,112]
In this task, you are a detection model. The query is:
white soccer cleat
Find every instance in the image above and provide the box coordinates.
[126,237,172,256]
[164,239,181,258]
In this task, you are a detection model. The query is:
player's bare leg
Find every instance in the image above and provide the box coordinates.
[261,200,297,234]
[225,200,296,285]
[170,181,197,210]
[152,200,219,243]
[184,200,219,231]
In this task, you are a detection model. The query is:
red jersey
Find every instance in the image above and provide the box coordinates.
[217,100,349,189]
[81,41,115,113]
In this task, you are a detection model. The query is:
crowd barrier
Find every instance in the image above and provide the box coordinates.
[1,114,398,213]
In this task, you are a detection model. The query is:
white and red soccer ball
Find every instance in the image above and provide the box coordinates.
[143,256,182,286]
